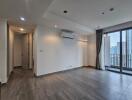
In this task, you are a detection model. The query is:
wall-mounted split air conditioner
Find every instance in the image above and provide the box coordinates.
[60,29,88,42]
[60,29,76,39]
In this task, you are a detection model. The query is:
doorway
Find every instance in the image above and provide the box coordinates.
[7,26,33,78]
[14,33,29,69]
[104,28,132,75]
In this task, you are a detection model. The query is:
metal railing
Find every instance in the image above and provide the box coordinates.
[110,54,132,70]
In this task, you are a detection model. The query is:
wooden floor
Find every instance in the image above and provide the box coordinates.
[1,67,132,100]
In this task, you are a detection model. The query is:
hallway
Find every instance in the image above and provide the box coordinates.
[1,67,132,100]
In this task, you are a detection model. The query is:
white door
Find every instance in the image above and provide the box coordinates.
[22,34,29,69]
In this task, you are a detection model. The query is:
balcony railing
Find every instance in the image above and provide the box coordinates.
[110,54,132,70]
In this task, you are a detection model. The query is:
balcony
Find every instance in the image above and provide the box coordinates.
[106,54,132,71]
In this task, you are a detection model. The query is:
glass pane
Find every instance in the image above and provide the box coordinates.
[127,29,132,69]
[105,31,120,72]
[122,29,132,74]
[122,30,126,68]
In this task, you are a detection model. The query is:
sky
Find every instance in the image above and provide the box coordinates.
[108,31,126,47]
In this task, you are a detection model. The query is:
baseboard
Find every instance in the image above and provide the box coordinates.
[1,70,14,84]
[35,66,83,78]
[1,78,8,84]
[86,65,96,68]
[14,66,22,68]
[83,66,89,67]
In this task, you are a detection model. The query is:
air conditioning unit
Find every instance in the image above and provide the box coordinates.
[60,29,75,39]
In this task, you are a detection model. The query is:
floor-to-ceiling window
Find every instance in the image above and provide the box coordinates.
[122,29,132,74]
[105,31,120,72]
[105,28,132,75]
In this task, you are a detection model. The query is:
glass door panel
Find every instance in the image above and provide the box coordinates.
[105,31,120,72]
[122,29,132,74]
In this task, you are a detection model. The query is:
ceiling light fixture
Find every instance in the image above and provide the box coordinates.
[63,10,68,14]
[54,25,58,28]
[20,17,25,21]
[20,28,24,31]
[109,8,114,12]
[101,12,105,15]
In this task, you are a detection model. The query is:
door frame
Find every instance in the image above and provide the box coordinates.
[21,33,33,69]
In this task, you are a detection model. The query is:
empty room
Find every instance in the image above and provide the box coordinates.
[0,0,132,100]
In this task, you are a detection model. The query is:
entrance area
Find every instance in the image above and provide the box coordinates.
[104,28,132,75]
[7,25,33,78]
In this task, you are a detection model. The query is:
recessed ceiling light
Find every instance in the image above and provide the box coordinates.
[63,10,68,14]
[20,17,25,21]
[101,12,105,15]
[109,8,114,12]
[54,25,58,28]
[20,28,24,31]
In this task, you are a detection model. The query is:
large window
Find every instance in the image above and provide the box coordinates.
[109,32,120,67]
[105,28,132,74]
[122,29,132,74]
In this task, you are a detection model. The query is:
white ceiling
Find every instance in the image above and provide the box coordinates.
[0,0,53,33]
[0,0,132,34]
[0,0,53,24]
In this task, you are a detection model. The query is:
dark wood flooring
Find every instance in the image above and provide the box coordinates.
[1,67,132,100]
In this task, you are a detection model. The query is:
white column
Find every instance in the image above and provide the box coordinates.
[0,19,7,83]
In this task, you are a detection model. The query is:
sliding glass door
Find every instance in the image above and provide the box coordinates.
[122,29,132,74]
[105,31,120,72]
[105,28,132,75]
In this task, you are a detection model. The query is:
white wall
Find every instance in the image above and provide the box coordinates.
[0,19,7,83]
[29,33,33,69]
[8,28,14,75]
[34,25,88,76]
[33,30,38,74]
[87,33,96,67]
[14,34,22,67]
